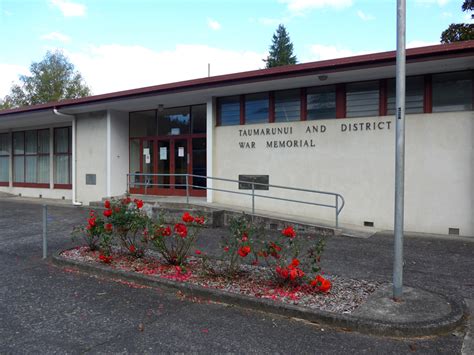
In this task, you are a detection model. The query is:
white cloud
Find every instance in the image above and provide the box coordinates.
[464,13,474,23]
[207,18,221,30]
[279,0,353,14]
[40,32,71,43]
[0,64,29,98]
[307,44,369,61]
[441,11,452,18]
[66,44,266,95]
[357,10,375,21]
[406,40,437,48]
[50,0,86,17]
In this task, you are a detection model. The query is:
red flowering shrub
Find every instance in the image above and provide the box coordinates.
[218,213,259,277]
[101,197,151,257]
[258,225,328,290]
[150,212,205,265]
[72,210,112,253]
[310,275,332,293]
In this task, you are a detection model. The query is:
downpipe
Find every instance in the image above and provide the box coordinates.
[53,108,82,206]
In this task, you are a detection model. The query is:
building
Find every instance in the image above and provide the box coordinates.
[0,41,473,236]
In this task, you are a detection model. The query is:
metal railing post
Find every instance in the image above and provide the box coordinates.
[42,204,47,259]
[251,183,255,214]
[335,196,339,228]
[126,174,130,194]
[186,174,190,204]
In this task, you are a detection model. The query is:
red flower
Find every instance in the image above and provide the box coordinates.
[134,199,144,209]
[87,217,96,227]
[155,226,171,237]
[129,245,136,253]
[276,266,289,279]
[122,197,131,205]
[104,200,111,209]
[114,207,121,213]
[223,246,230,252]
[103,209,112,217]
[282,226,296,239]
[105,223,113,232]
[238,246,251,257]
[98,254,112,264]
[310,275,332,292]
[195,249,202,255]
[182,212,194,223]
[241,232,248,242]
[174,223,188,238]
[194,216,205,225]
[291,258,300,267]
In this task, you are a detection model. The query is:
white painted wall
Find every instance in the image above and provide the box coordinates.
[108,110,130,197]
[212,111,474,236]
[76,111,107,204]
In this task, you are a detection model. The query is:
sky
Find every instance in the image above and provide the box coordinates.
[0,0,472,98]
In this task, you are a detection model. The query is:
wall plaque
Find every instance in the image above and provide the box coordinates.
[238,175,269,190]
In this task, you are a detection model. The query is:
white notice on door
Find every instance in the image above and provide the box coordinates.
[143,148,150,155]
[145,154,151,164]
[178,147,184,157]
[160,147,167,160]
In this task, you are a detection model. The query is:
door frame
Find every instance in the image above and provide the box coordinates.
[129,133,206,197]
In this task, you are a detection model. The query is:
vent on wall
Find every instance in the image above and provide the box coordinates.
[364,221,374,227]
[448,228,460,236]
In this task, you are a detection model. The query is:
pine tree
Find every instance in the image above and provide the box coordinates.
[264,24,297,68]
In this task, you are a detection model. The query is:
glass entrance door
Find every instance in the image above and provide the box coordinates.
[129,137,206,196]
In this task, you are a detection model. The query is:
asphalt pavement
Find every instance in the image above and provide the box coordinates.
[0,198,471,354]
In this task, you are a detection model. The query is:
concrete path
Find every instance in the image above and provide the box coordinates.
[0,198,471,353]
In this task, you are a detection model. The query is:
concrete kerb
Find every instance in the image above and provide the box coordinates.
[51,251,467,338]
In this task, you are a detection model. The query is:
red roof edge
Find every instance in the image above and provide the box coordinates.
[1,40,473,116]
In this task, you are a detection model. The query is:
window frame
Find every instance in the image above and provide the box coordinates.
[0,132,9,186]
[53,126,72,189]
[12,129,50,188]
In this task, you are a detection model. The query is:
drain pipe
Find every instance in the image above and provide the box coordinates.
[53,108,82,206]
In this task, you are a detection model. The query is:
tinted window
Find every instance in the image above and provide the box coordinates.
[191,104,207,133]
[130,110,156,137]
[245,93,269,124]
[346,81,379,118]
[307,85,336,120]
[158,107,190,136]
[387,76,424,115]
[433,71,472,112]
[218,96,240,126]
[274,89,300,122]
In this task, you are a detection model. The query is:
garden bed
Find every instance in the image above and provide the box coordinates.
[61,246,382,315]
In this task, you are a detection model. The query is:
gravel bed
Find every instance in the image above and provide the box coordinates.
[61,246,382,314]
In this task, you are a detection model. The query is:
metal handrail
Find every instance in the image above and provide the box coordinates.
[126,173,345,228]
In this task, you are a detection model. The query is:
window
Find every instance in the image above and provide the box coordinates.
[217,96,240,126]
[245,93,269,124]
[158,107,190,135]
[387,76,424,115]
[346,81,380,118]
[432,71,473,112]
[307,85,336,120]
[274,89,301,122]
[54,127,72,187]
[0,133,8,185]
[191,104,207,133]
[13,129,50,186]
[129,110,157,137]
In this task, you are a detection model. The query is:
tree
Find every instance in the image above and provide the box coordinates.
[441,1,474,43]
[263,24,297,68]
[0,50,91,109]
